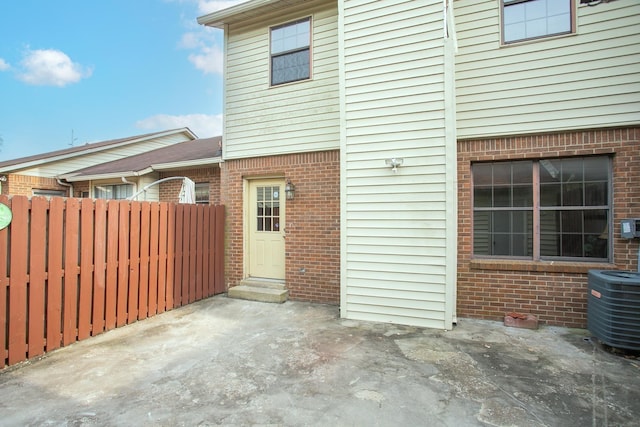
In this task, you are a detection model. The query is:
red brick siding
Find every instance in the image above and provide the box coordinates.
[3,174,70,196]
[159,167,221,205]
[222,150,340,304]
[73,181,90,198]
[457,127,640,327]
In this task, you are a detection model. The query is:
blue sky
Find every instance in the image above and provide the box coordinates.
[0,0,246,161]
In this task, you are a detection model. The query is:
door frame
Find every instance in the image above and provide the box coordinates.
[243,176,287,280]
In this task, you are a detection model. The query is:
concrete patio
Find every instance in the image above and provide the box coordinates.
[1,296,638,426]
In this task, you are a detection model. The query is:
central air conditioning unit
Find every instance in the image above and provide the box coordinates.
[588,270,640,351]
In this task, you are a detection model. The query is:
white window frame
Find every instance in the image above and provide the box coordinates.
[501,0,575,45]
[269,17,312,86]
[93,183,134,200]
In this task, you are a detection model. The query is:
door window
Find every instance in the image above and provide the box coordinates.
[257,186,280,231]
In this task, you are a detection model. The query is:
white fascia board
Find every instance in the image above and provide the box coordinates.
[197,0,273,27]
[61,168,155,182]
[151,157,222,171]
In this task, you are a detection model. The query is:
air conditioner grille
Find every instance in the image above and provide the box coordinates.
[587,270,640,351]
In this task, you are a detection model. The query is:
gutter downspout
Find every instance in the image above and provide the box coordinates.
[56,178,74,197]
[121,176,137,200]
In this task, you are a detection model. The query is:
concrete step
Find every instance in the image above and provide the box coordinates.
[239,278,286,290]
[228,285,289,304]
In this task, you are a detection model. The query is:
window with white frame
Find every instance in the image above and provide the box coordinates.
[93,183,133,200]
[270,17,311,86]
[502,0,574,44]
[472,156,610,261]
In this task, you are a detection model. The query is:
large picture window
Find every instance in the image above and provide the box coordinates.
[502,0,574,44]
[270,17,311,86]
[473,156,610,261]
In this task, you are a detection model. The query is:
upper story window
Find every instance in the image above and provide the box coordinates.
[270,17,311,86]
[473,156,610,261]
[94,183,133,200]
[502,0,574,44]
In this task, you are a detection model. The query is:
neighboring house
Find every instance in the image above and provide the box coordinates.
[0,129,223,205]
[60,136,223,204]
[199,0,640,329]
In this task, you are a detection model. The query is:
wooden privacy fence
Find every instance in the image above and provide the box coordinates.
[0,195,225,369]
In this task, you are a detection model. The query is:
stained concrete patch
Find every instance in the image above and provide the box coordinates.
[1,297,639,426]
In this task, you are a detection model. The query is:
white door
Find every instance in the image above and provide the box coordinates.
[248,179,285,279]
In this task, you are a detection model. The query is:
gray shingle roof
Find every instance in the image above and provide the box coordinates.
[0,128,197,170]
[66,136,222,178]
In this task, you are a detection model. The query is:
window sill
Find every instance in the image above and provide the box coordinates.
[469,258,615,274]
[500,31,577,48]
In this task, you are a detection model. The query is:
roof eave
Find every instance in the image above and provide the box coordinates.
[151,157,222,171]
[197,0,268,27]
[61,168,155,182]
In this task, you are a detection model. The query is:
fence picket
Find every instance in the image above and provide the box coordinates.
[128,202,141,323]
[1,197,224,369]
[202,205,211,297]
[105,200,119,331]
[208,205,216,297]
[195,206,204,300]
[189,206,198,303]
[78,198,94,340]
[138,203,150,320]
[0,196,9,368]
[116,201,130,327]
[8,196,29,365]
[28,197,47,358]
[46,197,64,352]
[165,205,175,310]
[181,205,190,305]
[63,198,80,346]
[157,203,168,313]
[92,199,107,335]
[173,204,184,307]
[148,203,159,316]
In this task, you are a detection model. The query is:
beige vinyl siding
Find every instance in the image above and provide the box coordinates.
[18,134,192,178]
[455,0,640,138]
[340,0,456,329]
[223,0,339,159]
[136,173,160,202]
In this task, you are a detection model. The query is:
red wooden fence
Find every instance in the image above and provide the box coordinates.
[0,195,225,368]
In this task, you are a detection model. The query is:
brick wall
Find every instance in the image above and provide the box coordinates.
[159,167,221,205]
[73,181,90,198]
[3,174,70,196]
[222,150,340,304]
[457,127,640,327]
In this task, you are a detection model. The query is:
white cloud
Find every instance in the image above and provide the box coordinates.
[136,113,223,138]
[0,58,10,71]
[179,32,201,49]
[188,45,224,74]
[171,0,245,75]
[18,49,92,87]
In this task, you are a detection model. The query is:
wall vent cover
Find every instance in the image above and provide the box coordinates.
[588,270,640,351]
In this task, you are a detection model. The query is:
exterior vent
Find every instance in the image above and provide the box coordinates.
[588,270,640,351]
